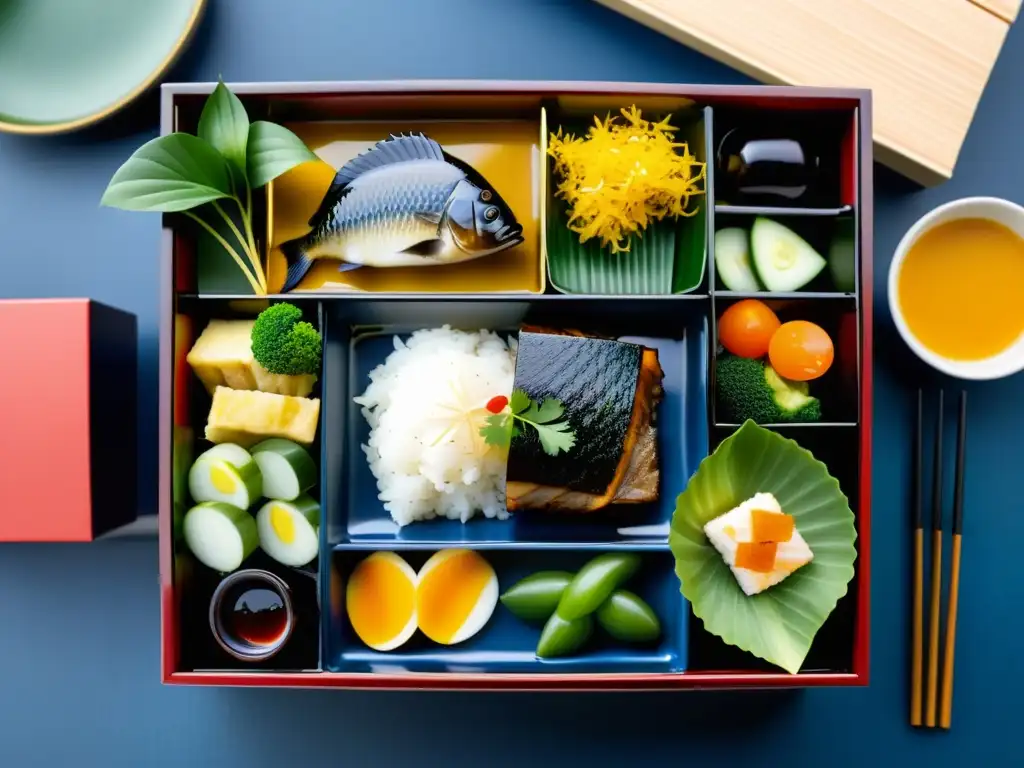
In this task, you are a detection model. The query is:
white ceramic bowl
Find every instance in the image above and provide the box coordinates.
[888,196,1024,381]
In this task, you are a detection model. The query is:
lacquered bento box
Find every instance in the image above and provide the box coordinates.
[159,80,872,690]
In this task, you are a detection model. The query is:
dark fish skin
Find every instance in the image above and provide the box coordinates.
[506,331,642,496]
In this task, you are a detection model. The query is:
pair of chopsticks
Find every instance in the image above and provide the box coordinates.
[910,388,967,730]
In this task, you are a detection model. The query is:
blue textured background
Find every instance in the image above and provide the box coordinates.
[1,0,1023,764]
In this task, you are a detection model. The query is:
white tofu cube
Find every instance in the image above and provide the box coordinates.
[703,492,814,596]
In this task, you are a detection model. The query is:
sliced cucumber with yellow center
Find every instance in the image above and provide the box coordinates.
[256,495,320,567]
[183,501,259,573]
[250,438,317,501]
[188,443,263,510]
[751,217,827,292]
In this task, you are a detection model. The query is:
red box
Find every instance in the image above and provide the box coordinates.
[160,81,872,690]
[0,298,137,542]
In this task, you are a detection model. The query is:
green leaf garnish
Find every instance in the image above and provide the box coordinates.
[100,81,320,296]
[523,397,564,424]
[509,389,531,415]
[480,413,512,447]
[480,388,576,457]
[670,421,856,674]
[198,79,250,188]
[246,121,320,188]
[100,133,233,212]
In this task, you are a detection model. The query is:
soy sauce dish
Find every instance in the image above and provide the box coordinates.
[209,570,295,662]
[889,196,1024,380]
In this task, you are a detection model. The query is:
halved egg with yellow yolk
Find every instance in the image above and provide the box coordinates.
[416,549,498,645]
[346,552,418,651]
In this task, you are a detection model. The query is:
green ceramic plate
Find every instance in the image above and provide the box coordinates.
[0,0,205,134]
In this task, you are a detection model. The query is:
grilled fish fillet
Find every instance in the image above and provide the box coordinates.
[506,328,663,513]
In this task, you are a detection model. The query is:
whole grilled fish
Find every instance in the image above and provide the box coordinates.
[278,133,524,291]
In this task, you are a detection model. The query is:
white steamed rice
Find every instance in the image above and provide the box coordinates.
[354,326,518,526]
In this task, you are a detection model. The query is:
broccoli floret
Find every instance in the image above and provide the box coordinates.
[716,355,821,423]
[251,302,322,376]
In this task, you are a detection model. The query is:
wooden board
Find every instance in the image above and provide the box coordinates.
[592,0,1018,186]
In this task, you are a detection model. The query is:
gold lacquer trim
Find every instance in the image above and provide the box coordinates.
[0,0,207,136]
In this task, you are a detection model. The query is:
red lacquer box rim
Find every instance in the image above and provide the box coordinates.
[158,79,872,690]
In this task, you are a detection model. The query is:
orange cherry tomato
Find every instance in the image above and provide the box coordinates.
[768,320,835,381]
[718,299,781,358]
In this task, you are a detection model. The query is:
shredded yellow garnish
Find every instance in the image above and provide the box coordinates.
[548,105,707,254]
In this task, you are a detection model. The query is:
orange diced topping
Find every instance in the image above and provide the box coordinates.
[735,541,778,573]
[751,509,795,543]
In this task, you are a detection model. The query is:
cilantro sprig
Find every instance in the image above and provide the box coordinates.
[480,388,576,457]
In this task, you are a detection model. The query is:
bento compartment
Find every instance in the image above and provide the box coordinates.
[712,107,856,210]
[712,297,858,426]
[544,98,710,295]
[712,211,857,296]
[265,115,544,295]
[176,549,322,672]
[322,299,708,547]
[685,425,860,674]
[171,297,325,672]
[326,545,687,674]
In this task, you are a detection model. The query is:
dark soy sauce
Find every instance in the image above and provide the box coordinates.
[228,586,288,647]
[207,567,295,663]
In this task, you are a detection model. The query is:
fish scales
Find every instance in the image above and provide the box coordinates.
[507,331,642,495]
[314,162,462,252]
[277,133,524,290]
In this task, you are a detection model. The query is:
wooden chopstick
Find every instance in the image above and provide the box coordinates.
[910,388,924,727]
[925,389,944,728]
[940,391,967,730]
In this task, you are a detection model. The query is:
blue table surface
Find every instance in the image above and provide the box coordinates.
[2,0,1023,764]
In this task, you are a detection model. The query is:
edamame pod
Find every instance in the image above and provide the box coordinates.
[536,612,594,658]
[595,589,661,643]
[499,571,573,623]
[555,553,642,621]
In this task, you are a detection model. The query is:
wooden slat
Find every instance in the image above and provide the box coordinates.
[593,0,1012,186]
[971,0,1021,23]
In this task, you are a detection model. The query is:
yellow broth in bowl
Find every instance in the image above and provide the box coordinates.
[896,216,1024,362]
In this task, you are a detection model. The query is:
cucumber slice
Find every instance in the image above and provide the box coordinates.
[198,443,252,466]
[256,495,320,567]
[251,438,317,501]
[714,227,760,291]
[183,502,259,573]
[828,228,856,292]
[751,217,827,291]
[188,443,262,509]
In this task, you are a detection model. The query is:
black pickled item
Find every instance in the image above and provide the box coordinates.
[716,127,822,206]
[506,330,641,496]
[209,569,294,662]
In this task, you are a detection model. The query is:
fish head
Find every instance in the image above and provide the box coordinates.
[444,179,524,257]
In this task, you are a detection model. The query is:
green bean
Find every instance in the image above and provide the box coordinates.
[555,552,642,621]
[536,612,594,658]
[595,589,661,643]
[499,571,573,623]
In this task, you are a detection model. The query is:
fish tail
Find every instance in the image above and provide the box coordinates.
[279,235,314,292]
